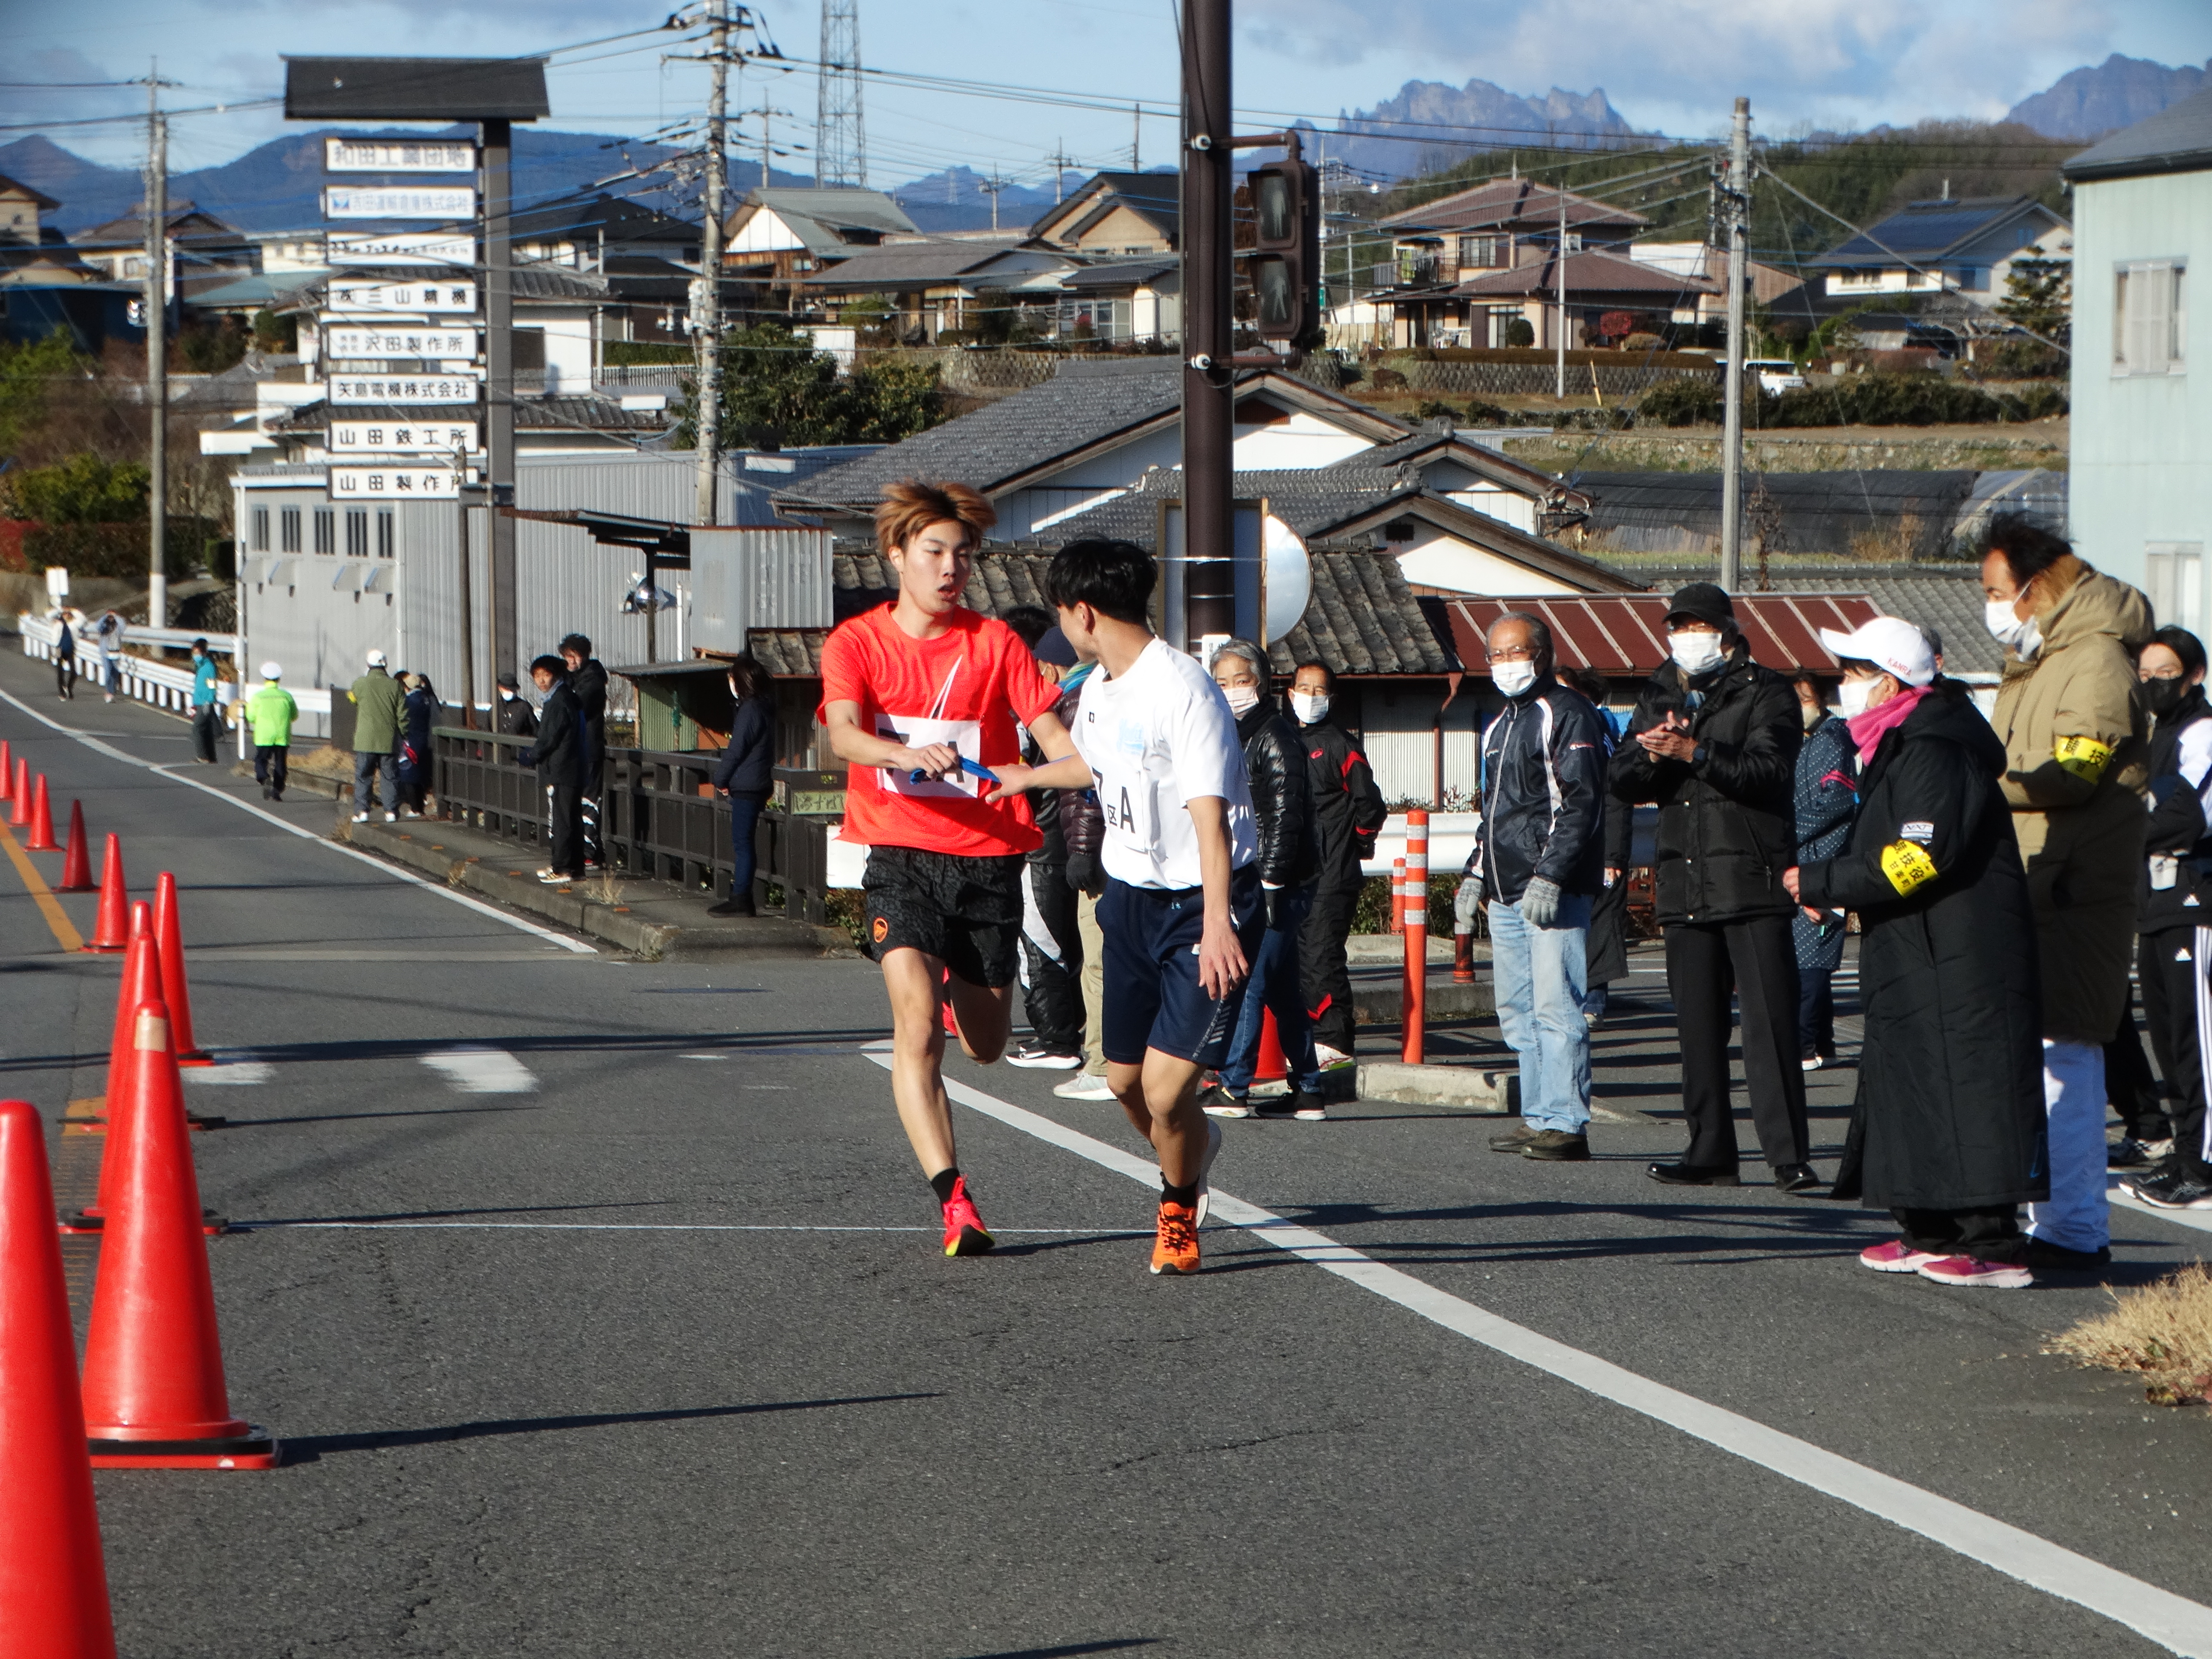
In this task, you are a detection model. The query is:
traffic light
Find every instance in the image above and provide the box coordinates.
[1246,155,1321,348]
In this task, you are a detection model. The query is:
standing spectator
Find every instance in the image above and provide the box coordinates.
[348,649,405,824]
[1983,515,2152,1270]
[999,609,1086,1068]
[1053,667,1117,1102]
[1788,617,2046,1289]
[1462,615,1608,1161]
[236,661,297,801]
[397,672,438,817]
[1201,639,1325,1120]
[495,669,538,738]
[1610,583,1817,1193]
[519,655,586,883]
[708,654,775,918]
[1570,667,1630,1029]
[561,634,608,868]
[1791,672,1859,1070]
[188,638,222,764]
[2122,626,2212,1209]
[52,608,76,700]
[1289,661,1386,1071]
[92,609,123,702]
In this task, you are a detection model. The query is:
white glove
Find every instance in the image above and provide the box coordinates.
[1519,876,1562,928]
[1455,873,1484,932]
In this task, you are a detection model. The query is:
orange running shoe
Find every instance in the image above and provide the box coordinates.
[940,1175,995,1257]
[1150,1199,1201,1275]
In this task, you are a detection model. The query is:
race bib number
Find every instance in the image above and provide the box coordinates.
[875,714,984,799]
[2052,733,2113,782]
[1880,839,1938,896]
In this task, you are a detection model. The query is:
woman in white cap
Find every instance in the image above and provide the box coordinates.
[236,661,299,802]
[1784,616,2047,1289]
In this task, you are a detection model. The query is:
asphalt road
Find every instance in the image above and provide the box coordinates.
[4,644,2212,1659]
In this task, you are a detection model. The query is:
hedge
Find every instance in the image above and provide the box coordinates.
[1636,371,2068,430]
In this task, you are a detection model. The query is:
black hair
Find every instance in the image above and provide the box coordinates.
[724,652,772,701]
[1572,666,1608,704]
[999,604,1055,648]
[191,636,209,651]
[559,633,593,659]
[1292,661,1336,692]
[1983,513,2072,591]
[1045,538,1154,626]
[2150,626,2209,681]
[530,654,567,678]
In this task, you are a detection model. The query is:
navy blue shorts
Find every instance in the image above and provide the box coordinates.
[1099,864,1266,1068]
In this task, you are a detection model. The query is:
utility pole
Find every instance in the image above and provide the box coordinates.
[483,117,516,681]
[144,74,168,627]
[1554,181,1566,400]
[979,172,1004,233]
[694,0,731,537]
[1719,95,1750,593]
[1132,103,1141,172]
[1180,0,1232,647]
[1047,141,1071,204]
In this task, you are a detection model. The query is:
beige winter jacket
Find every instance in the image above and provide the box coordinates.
[1991,556,2153,1043]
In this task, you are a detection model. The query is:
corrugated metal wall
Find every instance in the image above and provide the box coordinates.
[1357,689,1481,809]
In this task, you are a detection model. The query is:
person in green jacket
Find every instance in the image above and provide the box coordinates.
[235,661,299,802]
[349,648,405,822]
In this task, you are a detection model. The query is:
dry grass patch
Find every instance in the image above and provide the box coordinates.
[583,869,624,907]
[2048,1263,2212,1407]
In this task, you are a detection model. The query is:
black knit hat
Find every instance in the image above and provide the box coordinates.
[1666,582,1735,628]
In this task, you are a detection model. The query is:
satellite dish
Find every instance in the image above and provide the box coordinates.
[1263,514,1310,642]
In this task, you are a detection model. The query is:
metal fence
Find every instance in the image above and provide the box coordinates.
[430,728,833,923]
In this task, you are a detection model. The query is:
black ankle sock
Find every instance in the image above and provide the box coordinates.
[929,1167,962,1205]
[1161,1178,1198,1207]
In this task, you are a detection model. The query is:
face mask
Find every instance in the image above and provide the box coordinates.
[1490,660,1538,698]
[1222,684,1260,717]
[1801,703,1824,731]
[1669,630,1725,677]
[1984,597,2035,649]
[2143,676,2192,718]
[1837,676,1877,718]
[1290,691,1330,724]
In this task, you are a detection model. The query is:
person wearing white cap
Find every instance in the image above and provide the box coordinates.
[1783,615,2047,1289]
[347,648,406,822]
[235,661,298,802]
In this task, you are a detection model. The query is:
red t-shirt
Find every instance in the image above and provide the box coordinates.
[818,603,1062,858]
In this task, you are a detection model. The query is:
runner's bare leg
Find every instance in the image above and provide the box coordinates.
[882,949,1015,1174]
[1106,1052,1208,1185]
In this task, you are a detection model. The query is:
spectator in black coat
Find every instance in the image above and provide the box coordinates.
[562,633,608,868]
[1289,660,1387,1070]
[1610,583,1816,1193]
[495,670,539,739]
[708,655,775,917]
[518,655,585,882]
[999,609,1086,1068]
[398,673,437,817]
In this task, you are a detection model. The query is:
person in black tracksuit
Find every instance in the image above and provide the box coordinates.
[1608,583,1816,1191]
[519,656,586,880]
[1003,611,1085,1067]
[496,670,540,739]
[1289,662,1387,1063]
[708,655,776,918]
[2122,626,2212,1209]
[562,635,608,869]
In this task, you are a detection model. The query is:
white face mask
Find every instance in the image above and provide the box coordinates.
[1221,684,1260,717]
[1985,597,2043,659]
[1669,629,1726,676]
[1837,676,1877,718]
[1490,660,1538,698]
[1290,691,1330,724]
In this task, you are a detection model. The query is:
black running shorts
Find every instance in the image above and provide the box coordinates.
[862,844,1026,988]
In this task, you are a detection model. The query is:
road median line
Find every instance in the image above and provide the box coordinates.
[0,813,84,951]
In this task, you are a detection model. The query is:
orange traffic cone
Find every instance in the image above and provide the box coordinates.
[6,756,26,826]
[1254,1007,1289,1084]
[0,737,11,802]
[25,773,58,851]
[58,801,93,891]
[0,1098,119,1656]
[154,873,213,1068]
[82,834,128,953]
[61,911,157,1233]
[79,997,277,1469]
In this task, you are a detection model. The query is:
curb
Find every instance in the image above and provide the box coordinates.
[1354,1061,1657,1124]
[1353,980,1492,1025]
[347,822,856,962]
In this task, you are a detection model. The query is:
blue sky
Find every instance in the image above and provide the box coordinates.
[6,0,2209,187]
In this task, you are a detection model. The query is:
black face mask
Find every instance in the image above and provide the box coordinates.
[2142,676,2194,719]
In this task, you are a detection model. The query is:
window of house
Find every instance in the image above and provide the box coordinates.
[251,506,269,552]
[345,509,369,556]
[2115,261,2187,376]
[2146,544,2206,629]
[279,507,301,552]
[376,509,394,559]
[313,508,335,555]
[1457,235,1504,268]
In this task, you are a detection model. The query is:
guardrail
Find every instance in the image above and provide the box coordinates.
[18,614,332,755]
[429,727,833,923]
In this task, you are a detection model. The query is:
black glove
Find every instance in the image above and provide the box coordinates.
[1263,884,1289,930]
[1065,851,1102,896]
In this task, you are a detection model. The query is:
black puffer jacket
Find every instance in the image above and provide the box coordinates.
[1298,717,1388,892]
[710,696,774,797]
[1467,680,1607,902]
[2140,686,2212,935]
[1237,696,1320,888]
[1608,639,1802,925]
[522,680,580,789]
[568,658,608,782]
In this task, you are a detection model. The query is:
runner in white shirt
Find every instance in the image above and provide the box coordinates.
[992,538,1264,1274]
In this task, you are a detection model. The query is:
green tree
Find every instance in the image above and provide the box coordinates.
[677,319,947,451]
[9,453,151,523]
[0,330,84,457]
[1996,256,2072,346]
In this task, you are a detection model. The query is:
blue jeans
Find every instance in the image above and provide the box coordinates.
[1489,890,1593,1134]
[1220,884,1323,1095]
[729,793,764,899]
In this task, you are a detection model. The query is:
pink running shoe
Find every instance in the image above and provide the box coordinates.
[1916,1254,2032,1289]
[1859,1240,1942,1274]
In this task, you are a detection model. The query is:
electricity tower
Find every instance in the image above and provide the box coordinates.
[815,0,866,188]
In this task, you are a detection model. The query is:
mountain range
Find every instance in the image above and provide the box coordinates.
[2004,54,2210,140]
[1317,79,1642,181]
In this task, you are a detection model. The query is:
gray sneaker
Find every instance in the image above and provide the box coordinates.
[1521,1130,1591,1161]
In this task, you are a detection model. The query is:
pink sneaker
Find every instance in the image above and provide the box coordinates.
[1916,1254,2032,1289]
[1858,1240,1941,1274]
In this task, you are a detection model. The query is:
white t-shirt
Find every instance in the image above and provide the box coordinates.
[1071,637,1257,890]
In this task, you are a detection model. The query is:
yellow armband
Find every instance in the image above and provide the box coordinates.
[2052,733,2113,782]
[1879,840,1938,896]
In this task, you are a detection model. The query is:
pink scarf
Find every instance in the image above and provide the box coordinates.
[1845,683,1931,765]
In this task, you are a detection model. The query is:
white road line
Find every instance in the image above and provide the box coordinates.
[237,1221,1148,1234]
[870,1052,2212,1659]
[421,1047,538,1094]
[2110,1176,2212,1239]
[183,1062,273,1085]
[0,685,594,955]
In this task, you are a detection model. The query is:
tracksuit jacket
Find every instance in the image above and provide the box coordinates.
[1467,681,1609,904]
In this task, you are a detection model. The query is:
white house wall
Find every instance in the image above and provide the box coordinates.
[1392,532,1582,596]
[1442,486,1536,534]
[1232,410,1372,469]
[731,209,805,253]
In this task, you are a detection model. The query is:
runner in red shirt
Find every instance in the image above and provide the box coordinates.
[820,479,1078,1255]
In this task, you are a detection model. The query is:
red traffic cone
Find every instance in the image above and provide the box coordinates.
[62,911,157,1233]
[58,801,93,892]
[0,737,11,802]
[0,1098,119,1656]
[25,773,58,851]
[1254,1007,1289,1084]
[154,873,210,1066]
[79,997,276,1469]
[6,756,26,827]
[81,834,128,952]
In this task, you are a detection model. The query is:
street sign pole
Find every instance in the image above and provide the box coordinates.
[483,116,516,681]
[1181,0,1234,649]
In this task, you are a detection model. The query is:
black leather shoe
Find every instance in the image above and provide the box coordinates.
[706,895,756,917]
[1647,1160,1741,1186]
[1773,1162,1822,1194]
[1522,1130,1590,1161]
[2024,1239,2112,1271]
[1490,1123,1541,1153]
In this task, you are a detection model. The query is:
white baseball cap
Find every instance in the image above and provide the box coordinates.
[365,649,388,667]
[1818,617,1935,687]
[259,660,283,680]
